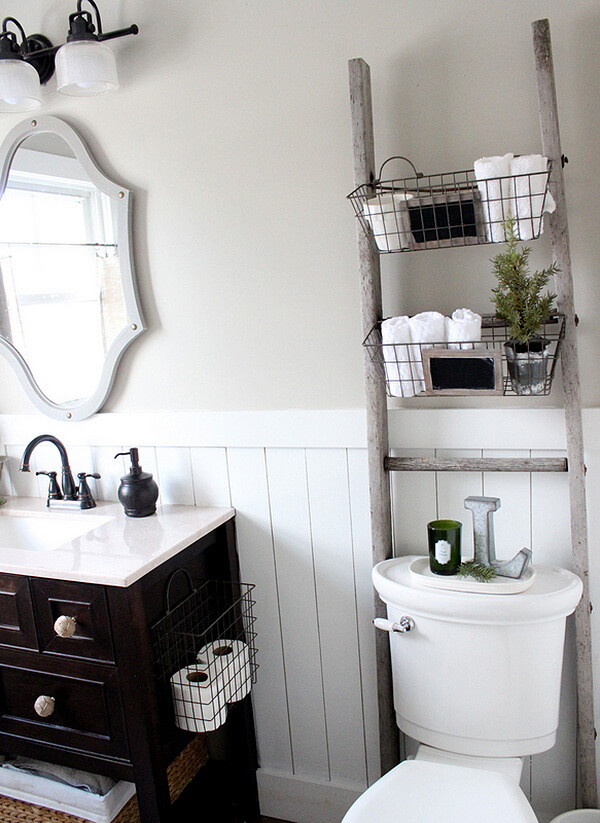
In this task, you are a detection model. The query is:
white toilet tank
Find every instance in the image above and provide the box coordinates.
[373,557,582,758]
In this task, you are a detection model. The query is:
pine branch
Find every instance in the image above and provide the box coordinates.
[457,561,497,582]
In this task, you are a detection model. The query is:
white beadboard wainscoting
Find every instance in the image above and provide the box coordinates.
[1,409,600,823]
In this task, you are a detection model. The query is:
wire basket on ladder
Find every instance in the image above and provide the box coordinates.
[348,155,553,253]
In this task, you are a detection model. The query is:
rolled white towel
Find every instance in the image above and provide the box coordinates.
[408,311,447,392]
[381,316,415,397]
[445,308,482,350]
[363,192,413,251]
[474,153,514,242]
[510,154,556,240]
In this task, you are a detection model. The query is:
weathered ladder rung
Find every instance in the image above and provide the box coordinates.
[385,456,568,472]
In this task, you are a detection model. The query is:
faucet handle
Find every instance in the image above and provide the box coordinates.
[36,471,63,502]
[77,473,101,510]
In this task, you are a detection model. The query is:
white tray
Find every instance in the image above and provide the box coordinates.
[0,766,135,823]
[409,556,536,594]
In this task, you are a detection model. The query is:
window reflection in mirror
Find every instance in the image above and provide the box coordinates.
[0,132,128,404]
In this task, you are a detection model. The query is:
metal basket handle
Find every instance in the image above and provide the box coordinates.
[375,155,423,185]
[163,568,194,614]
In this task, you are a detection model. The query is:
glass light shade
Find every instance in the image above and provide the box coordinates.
[0,59,41,112]
[55,40,119,96]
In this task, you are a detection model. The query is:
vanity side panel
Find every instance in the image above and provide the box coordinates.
[106,582,172,823]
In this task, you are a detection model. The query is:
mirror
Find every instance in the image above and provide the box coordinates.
[0,116,145,420]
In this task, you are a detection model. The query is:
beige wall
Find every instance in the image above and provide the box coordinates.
[0,0,599,413]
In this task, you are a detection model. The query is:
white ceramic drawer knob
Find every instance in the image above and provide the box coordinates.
[34,695,55,717]
[54,615,77,638]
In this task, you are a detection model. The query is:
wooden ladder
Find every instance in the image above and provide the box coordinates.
[349,18,597,808]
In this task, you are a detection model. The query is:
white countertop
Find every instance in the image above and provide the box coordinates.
[0,498,235,587]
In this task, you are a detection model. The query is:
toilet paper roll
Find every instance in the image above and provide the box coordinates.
[170,664,228,732]
[196,639,252,703]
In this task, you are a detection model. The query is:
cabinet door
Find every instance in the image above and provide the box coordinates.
[0,655,128,758]
[31,578,115,662]
[0,574,37,651]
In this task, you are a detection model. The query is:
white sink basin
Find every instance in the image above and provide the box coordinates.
[0,511,112,551]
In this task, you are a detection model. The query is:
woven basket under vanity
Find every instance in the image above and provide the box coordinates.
[0,734,207,823]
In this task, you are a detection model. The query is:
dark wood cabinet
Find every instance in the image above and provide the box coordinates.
[0,516,259,823]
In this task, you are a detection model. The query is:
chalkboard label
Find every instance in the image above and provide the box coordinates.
[408,199,478,243]
[400,188,485,248]
[422,348,503,395]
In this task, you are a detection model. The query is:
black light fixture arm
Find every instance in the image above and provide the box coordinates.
[98,24,139,43]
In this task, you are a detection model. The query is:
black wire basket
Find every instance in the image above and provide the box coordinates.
[348,156,553,253]
[152,574,258,734]
[364,314,565,397]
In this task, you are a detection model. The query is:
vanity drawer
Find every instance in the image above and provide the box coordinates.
[0,574,37,651]
[31,578,115,663]
[0,656,128,759]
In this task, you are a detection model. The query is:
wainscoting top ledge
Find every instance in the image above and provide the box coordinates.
[0,407,595,451]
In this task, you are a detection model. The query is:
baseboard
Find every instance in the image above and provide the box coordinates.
[256,769,362,823]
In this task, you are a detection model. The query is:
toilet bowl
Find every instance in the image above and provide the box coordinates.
[342,556,582,822]
[342,746,538,823]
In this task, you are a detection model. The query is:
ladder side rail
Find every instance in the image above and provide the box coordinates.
[533,18,597,809]
[349,57,399,776]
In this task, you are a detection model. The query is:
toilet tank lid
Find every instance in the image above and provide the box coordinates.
[342,760,538,823]
[373,556,582,624]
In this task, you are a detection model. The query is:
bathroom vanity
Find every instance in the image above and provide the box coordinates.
[0,499,259,823]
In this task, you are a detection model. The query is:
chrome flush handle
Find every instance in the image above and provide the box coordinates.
[373,616,415,634]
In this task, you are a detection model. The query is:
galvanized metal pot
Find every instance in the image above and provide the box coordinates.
[505,334,551,395]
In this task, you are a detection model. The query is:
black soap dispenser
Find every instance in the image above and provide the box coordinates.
[114,448,159,517]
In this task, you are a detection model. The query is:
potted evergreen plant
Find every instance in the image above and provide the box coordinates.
[491,218,559,395]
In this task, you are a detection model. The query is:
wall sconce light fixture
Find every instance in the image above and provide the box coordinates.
[0,0,138,112]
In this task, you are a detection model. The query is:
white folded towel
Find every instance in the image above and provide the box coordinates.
[474,153,514,242]
[381,315,415,397]
[510,154,556,240]
[363,192,413,251]
[408,311,447,393]
[445,308,482,350]
[2,757,116,796]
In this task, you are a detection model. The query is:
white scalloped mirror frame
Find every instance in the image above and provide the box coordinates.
[0,116,145,420]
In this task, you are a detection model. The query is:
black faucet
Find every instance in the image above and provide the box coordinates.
[20,435,82,503]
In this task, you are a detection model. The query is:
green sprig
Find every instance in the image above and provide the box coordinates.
[457,561,497,582]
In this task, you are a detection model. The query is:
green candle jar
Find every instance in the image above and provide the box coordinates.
[427,519,462,575]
